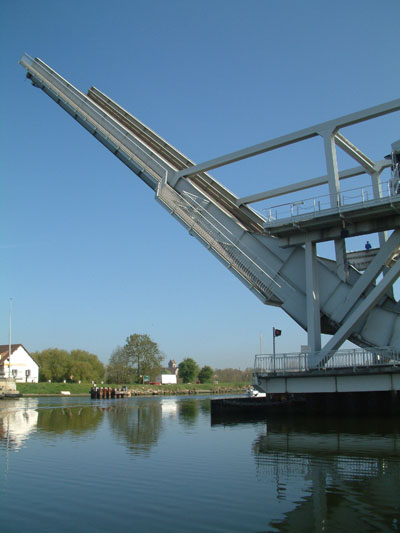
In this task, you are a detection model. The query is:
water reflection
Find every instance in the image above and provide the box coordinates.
[107,401,163,455]
[177,398,199,426]
[37,406,104,435]
[1,398,183,455]
[2,398,400,531]
[0,400,38,450]
[161,398,178,418]
[176,397,210,427]
[253,417,400,532]
[199,398,211,415]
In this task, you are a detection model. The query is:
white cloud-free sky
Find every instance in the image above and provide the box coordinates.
[2,0,399,367]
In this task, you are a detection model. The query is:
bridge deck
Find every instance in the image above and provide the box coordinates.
[253,348,400,393]
[263,194,400,244]
[254,365,400,394]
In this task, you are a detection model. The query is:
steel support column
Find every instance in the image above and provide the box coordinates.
[322,130,348,281]
[371,166,390,249]
[305,241,321,352]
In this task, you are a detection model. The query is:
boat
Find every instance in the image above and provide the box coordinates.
[246,386,266,398]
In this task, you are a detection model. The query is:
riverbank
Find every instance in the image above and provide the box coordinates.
[16,382,248,397]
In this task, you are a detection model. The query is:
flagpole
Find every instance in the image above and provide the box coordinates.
[8,298,12,379]
[272,327,276,371]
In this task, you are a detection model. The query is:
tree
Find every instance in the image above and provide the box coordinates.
[106,346,133,384]
[34,348,70,382]
[107,334,164,384]
[33,348,105,382]
[69,350,105,382]
[213,368,253,383]
[178,358,199,383]
[198,365,213,383]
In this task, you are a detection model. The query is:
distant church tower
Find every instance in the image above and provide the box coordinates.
[168,360,178,374]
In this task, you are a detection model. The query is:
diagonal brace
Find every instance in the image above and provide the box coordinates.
[334,132,377,174]
[310,257,400,367]
[331,229,400,324]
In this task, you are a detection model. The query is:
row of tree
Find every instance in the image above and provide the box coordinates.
[32,333,251,384]
[178,358,213,383]
[32,348,105,382]
[214,367,253,383]
[176,362,252,383]
[106,335,215,384]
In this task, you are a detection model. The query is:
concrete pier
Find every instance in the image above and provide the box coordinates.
[0,378,22,399]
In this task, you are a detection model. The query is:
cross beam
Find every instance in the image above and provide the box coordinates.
[309,258,400,367]
[168,98,400,187]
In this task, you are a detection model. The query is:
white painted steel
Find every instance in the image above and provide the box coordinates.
[332,230,400,323]
[305,242,321,352]
[314,259,400,365]
[19,55,400,367]
[236,163,390,206]
[254,348,400,373]
[257,373,400,394]
[19,55,166,190]
[263,180,394,226]
[171,98,400,181]
[254,351,400,392]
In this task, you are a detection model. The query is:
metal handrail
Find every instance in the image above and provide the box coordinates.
[157,184,286,302]
[20,55,287,304]
[254,347,400,373]
[263,181,394,225]
[20,54,169,183]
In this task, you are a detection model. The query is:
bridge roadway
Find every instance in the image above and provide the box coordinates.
[87,87,265,234]
[19,54,400,380]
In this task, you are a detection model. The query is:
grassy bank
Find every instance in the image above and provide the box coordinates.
[17,382,249,396]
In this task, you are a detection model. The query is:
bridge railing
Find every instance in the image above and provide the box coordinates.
[157,184,290,303]
[263,181,394,225]
[254,347,400,373]
[19,54,169,185]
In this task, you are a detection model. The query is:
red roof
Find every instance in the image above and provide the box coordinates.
[0,344,34,365]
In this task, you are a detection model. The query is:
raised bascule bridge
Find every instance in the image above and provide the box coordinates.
[19,54,400,407]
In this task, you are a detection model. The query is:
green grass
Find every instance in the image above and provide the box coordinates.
[17,381,249,396]
[17,382,93,395]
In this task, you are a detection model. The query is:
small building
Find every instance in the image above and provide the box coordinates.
[0,344,39,383]
[167,360,179,375]
[155,360,179,385]
[161,374,177,385]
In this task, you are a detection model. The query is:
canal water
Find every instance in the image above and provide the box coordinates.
[0,396,399,532]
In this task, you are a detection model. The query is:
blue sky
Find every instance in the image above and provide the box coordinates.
[1,0,399,368]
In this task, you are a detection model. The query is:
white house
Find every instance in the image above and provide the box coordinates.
[0,344,39,383]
